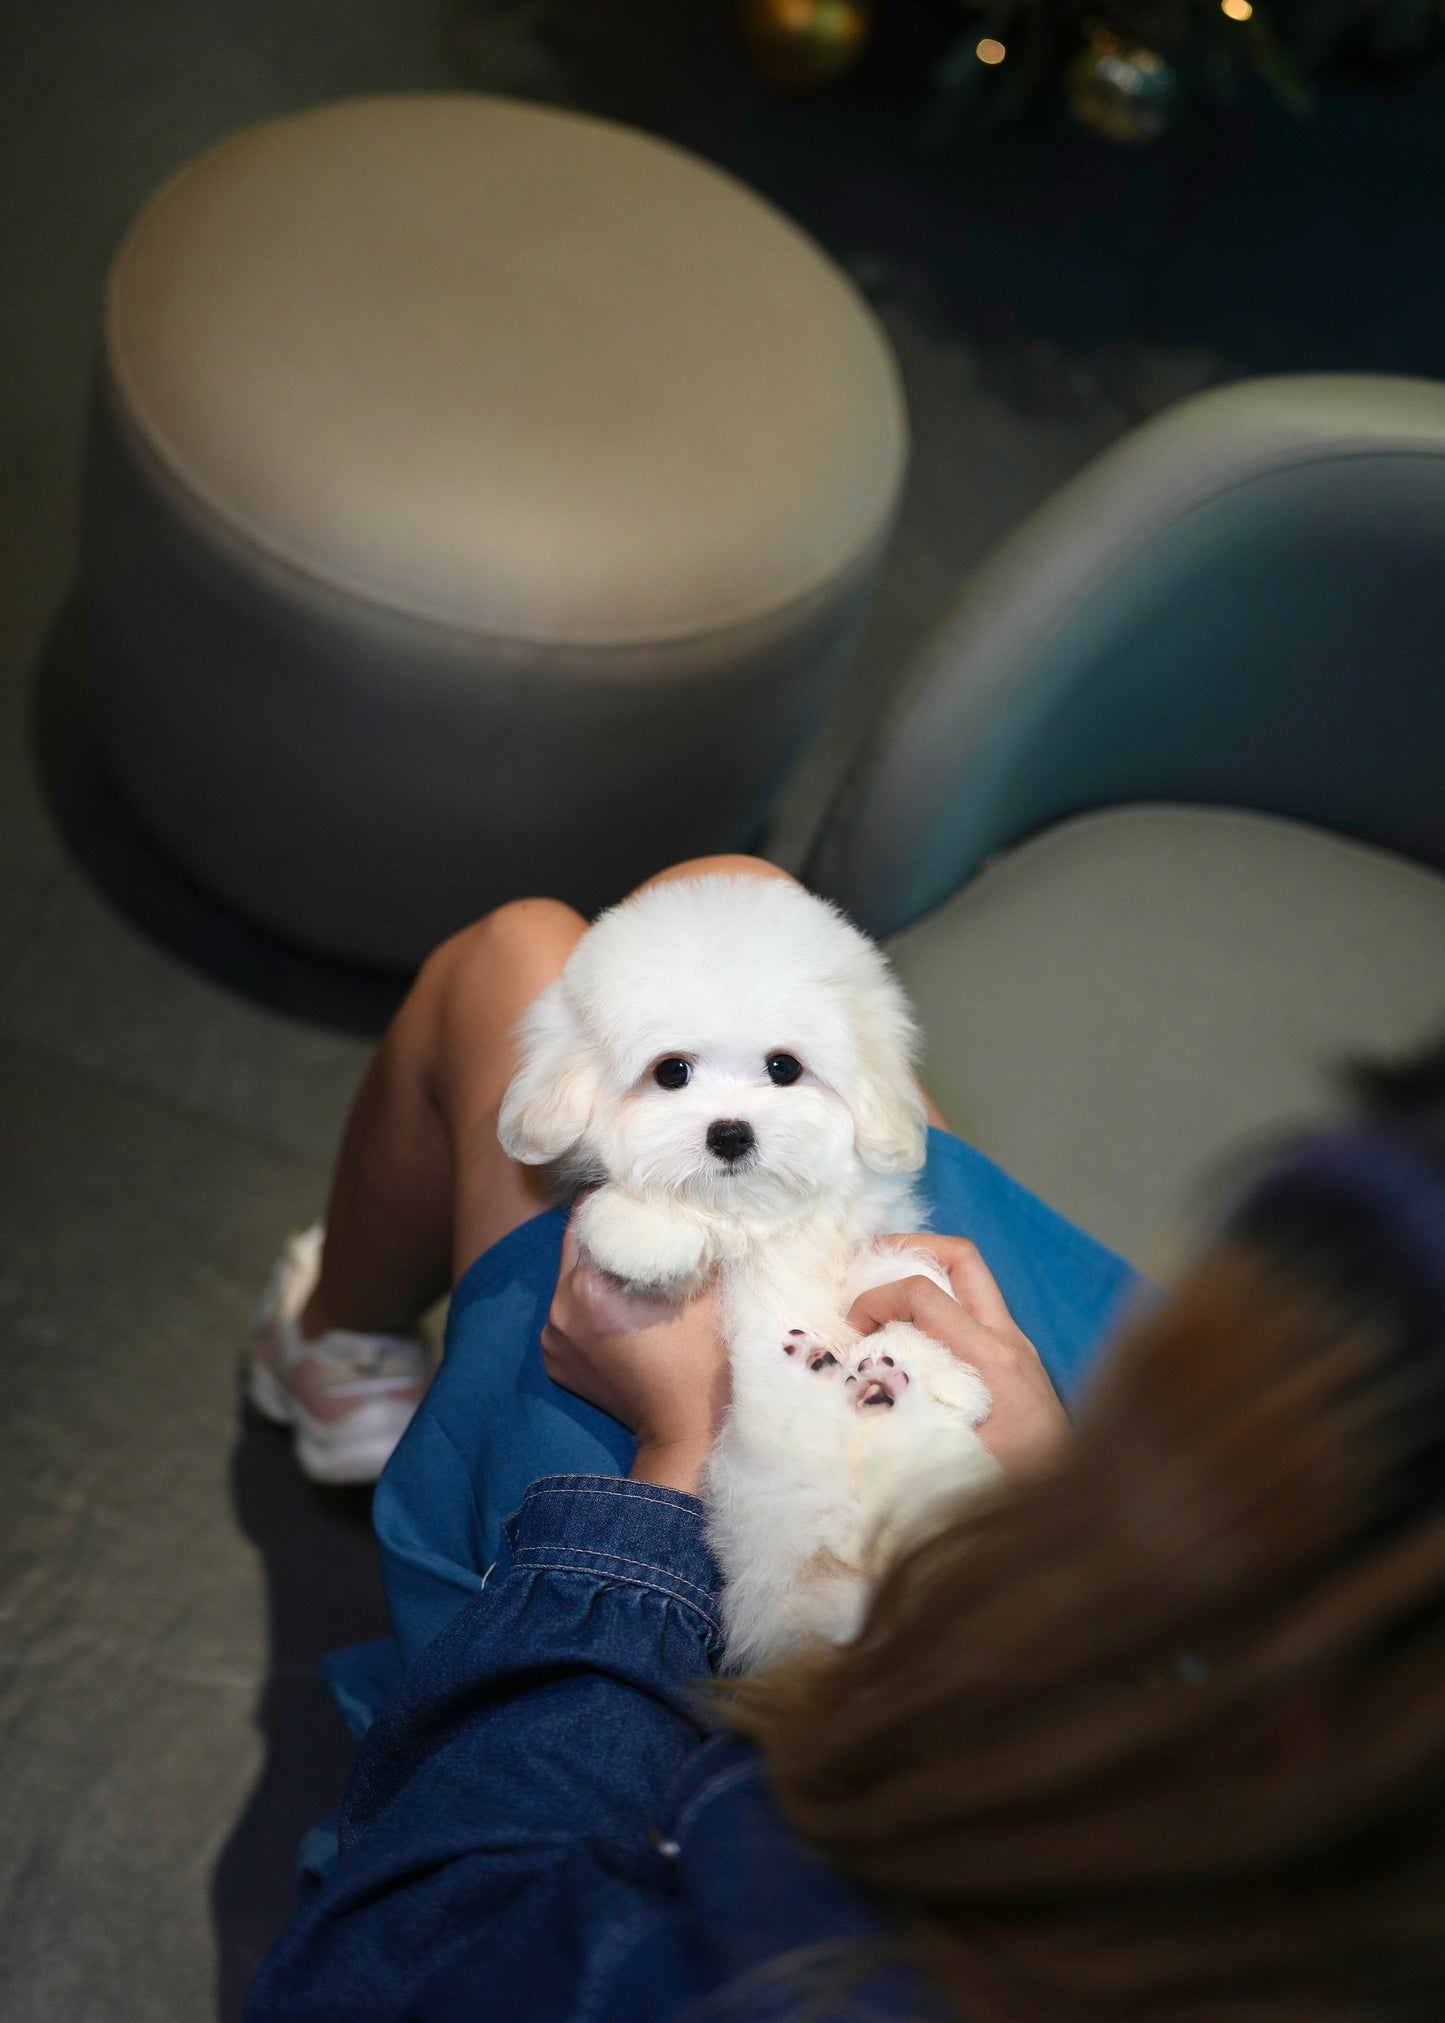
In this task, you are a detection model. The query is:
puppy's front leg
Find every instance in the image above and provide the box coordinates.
[574,1187,711,1293]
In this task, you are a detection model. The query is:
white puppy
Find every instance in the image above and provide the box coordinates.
[499,874,1002,1668]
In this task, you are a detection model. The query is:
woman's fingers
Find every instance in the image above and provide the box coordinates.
[848,1274,966,1344]
[891,1231,1017,1331]
[940,1240,1014,1330]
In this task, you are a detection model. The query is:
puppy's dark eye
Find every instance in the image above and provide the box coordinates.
[653,1057,692,1090]
[766,1053,803,1087]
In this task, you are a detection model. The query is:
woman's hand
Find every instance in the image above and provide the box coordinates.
[847,1234,1071,1474]
[541,1215,730,1496]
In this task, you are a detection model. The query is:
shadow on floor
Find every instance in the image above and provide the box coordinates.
[28,599,409,1039]
[212,1398,394,2022]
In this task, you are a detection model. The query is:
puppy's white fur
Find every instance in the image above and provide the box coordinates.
[499,875,1001,1667]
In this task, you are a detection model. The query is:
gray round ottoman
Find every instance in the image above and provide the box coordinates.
[80,94,906,967]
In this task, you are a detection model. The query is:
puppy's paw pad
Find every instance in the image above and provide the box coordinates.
[783,1329,843,1376]
[846,1353,911,1411]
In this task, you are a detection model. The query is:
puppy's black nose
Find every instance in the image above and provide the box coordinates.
[706,1118,755,1164]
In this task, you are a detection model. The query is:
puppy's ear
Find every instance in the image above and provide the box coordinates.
[497,981,600,1165]
[848,987,929,1176]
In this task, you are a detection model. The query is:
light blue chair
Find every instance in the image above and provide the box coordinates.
[805,376,1445,1268]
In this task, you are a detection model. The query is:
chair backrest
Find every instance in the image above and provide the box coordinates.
[805,375,1445,937]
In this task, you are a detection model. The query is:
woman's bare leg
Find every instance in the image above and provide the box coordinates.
[300,855,796,1340]
[300,898,587,1338]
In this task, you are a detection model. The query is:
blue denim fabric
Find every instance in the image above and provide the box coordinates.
[246,1477,950,2023]
[374,1126,1147,1667]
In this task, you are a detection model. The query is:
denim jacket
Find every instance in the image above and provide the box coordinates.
[245,1475,951,2023]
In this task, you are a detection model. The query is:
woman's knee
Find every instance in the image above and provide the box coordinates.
[406,899,587,1047]
[434,897,585,983]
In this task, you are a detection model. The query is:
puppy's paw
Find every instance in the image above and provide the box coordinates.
[782,1329,845,1377]
[574,1189,711,1292]
[842,1320,992,1423]
[846,1349,910,1412]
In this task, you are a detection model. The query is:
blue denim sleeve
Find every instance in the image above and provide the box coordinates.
[244,1476,724,2023]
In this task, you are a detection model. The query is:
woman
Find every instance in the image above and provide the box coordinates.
[249,855,1137,1659]
[246,861,1445,2019]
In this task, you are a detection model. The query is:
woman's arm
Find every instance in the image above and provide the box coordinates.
[246,1477,724,2022]
[247,1241,733,2022]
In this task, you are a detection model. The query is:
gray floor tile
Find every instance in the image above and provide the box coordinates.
[0,870,369,1165]
[0,1039,347,2021]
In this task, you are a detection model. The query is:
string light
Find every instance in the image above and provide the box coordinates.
[1221,0,1253,17]
[976,36,1007,61]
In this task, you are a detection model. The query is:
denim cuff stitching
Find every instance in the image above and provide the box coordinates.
[515,1551,721,1633]
[513,1541,718,1610]
[524,1475,705,1519]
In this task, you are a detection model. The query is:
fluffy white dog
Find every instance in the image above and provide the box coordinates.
[498,874,1002,1668]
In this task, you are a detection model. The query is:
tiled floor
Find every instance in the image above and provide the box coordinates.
[4,2,1444,2017]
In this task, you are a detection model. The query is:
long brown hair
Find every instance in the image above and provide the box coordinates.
[727,1084,1445,2019]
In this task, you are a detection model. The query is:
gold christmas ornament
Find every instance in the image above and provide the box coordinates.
[737,0,872,88]
[1067,27,1178,142]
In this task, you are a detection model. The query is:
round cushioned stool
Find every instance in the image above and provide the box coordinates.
[80,94,906,967]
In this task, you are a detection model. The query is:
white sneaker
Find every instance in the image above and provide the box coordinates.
[248,1224,431,1486]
